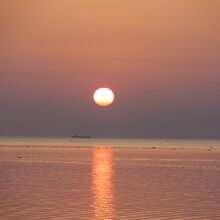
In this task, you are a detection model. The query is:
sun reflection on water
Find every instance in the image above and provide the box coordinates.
[92,147,115,220]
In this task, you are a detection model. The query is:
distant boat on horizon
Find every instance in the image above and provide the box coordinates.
[72,134,92,139]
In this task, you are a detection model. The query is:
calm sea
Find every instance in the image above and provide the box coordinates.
[0,137,219,148]
[1,137,220,219]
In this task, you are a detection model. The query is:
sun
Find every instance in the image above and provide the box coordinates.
[93,88,114,106]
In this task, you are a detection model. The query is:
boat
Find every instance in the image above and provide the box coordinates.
[72,134,91,139]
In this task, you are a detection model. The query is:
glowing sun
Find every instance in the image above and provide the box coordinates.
[93,88,114,106]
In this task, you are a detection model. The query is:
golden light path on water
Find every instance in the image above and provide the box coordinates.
[92,147,115,220]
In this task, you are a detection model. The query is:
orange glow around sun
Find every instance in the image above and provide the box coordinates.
[93,88,114,106]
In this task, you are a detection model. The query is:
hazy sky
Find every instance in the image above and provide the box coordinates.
[0,0,220,138]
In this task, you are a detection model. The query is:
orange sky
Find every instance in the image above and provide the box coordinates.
[0,0,220,137]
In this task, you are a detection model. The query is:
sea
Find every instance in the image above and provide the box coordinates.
[0,137,219,148]
[1,137,220,219]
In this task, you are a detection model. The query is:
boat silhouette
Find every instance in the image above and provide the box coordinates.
[72,134,91,139]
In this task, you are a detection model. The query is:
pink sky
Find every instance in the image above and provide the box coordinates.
[0,0,220,137]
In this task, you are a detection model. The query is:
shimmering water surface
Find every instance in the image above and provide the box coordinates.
[0,138,220,219]
[0,137,220,148]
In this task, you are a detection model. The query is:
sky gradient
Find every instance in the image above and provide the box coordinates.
[0,0,220,138]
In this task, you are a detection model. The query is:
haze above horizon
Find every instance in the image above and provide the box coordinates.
[0,0,220,138]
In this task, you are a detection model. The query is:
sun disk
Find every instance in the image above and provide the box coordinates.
[93,88,114,106]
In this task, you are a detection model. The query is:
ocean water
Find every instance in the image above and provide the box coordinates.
[1,138,220,219]
[0,137,219,148]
